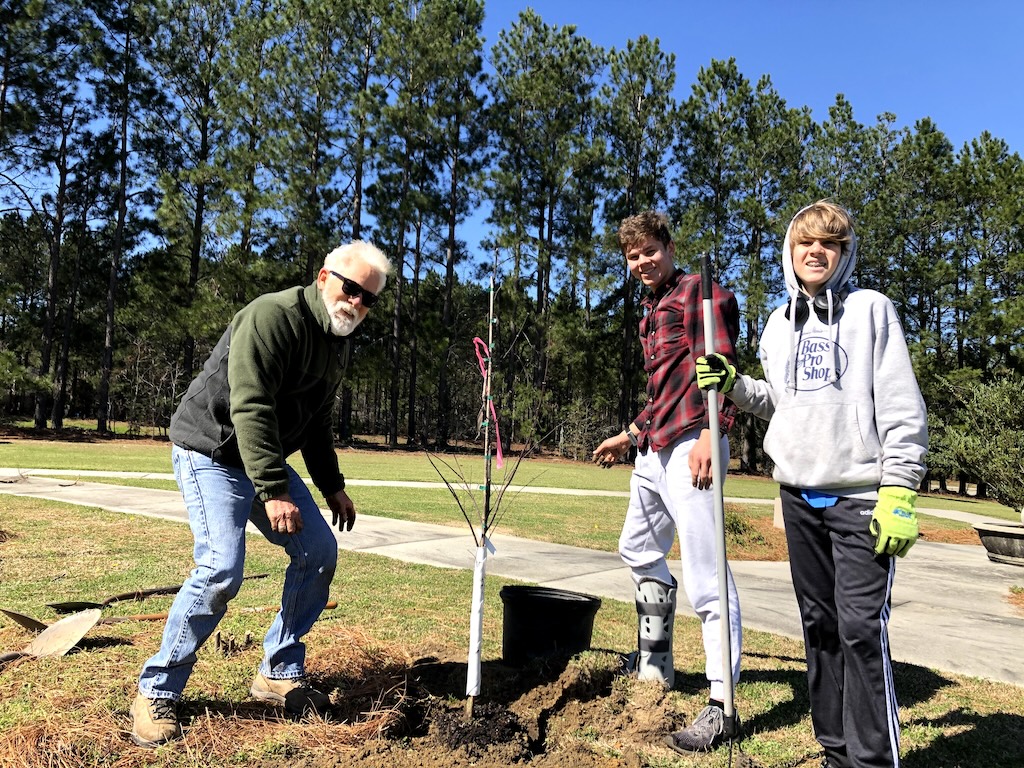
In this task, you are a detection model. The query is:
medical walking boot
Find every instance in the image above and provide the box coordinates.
[634,577,677,688]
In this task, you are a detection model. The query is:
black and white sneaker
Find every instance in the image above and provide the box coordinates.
[663,704,741,753]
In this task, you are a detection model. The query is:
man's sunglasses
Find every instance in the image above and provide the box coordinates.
[327,270,380,308]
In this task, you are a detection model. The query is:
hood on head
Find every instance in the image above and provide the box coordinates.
[780,203,858,387]
[781,204,858,300]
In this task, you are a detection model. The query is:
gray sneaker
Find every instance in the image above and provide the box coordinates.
[663,704,741,753]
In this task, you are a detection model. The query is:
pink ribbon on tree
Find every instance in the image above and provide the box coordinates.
[473,337,504,469]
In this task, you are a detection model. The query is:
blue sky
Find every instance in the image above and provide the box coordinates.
[480,0,1023,155]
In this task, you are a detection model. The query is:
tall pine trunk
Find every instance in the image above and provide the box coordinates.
[406,219,423,445]
[35,126,70,429]
[98,16,134,434]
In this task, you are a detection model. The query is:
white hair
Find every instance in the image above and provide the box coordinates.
[324,240,393,284]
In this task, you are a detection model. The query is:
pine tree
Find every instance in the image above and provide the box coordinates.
[145,0,235,380]
[600,35,677,430]
[486,9,603,443]
[88,0,160,433]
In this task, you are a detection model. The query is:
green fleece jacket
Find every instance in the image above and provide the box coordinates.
[169,282,347,502]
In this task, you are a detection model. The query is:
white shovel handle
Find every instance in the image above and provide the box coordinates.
[700,255,735,725]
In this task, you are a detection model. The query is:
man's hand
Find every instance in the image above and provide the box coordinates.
[326,489,356,532]
[593,430,632,468]
[688,429,714,489]
[870,486,919,557]
[695,353,737,394]
[265,494,303,534]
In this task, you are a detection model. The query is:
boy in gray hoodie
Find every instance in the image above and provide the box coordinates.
[696,200,927,768]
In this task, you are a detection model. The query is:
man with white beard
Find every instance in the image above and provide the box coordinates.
[131,241,391,748]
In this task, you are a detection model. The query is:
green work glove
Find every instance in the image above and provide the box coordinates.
[870,486,919,557]
[695,353,737,394]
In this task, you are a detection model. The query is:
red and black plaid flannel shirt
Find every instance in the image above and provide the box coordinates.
[631,268,740,452]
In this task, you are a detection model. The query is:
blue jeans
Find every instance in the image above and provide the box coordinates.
[138,446,338,700]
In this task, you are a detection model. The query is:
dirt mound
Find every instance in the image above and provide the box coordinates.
[235,643,692,768]
[378,649,684,768]
[0,625,699,768]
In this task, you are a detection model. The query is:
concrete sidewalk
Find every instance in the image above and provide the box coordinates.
[1,470,1022,687]
[3,468,1010,525]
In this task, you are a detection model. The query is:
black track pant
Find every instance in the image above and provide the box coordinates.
[780,486,901,768]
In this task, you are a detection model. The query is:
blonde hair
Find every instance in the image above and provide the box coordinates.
[324,240,393,280]
[618,211,673,255]
[790,200,854,254]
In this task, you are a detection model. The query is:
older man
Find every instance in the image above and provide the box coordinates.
[131,241,392,747]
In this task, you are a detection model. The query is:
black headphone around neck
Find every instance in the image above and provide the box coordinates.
[784,287,848,324]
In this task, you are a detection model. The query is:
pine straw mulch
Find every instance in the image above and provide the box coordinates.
[0,625,414,768]
[918,523,985,546]
[1009,587,1024,613]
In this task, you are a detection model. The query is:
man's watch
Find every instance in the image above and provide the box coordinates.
[626,427,638,447]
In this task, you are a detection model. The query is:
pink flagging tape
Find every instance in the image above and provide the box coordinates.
[473,337,504,469]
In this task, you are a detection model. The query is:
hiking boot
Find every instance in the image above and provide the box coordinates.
[663,704,741,753]
[251,671,331,717]
[130,694,181,747]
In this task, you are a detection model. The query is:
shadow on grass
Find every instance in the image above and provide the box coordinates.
[896,661,1024,767]
[903,710,1024,767]
[78,635,134,653]
[737,656,1024,768]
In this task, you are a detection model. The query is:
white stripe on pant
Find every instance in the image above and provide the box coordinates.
[780,486,901,768]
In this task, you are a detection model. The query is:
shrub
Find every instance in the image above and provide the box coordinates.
[942,377,1024,521]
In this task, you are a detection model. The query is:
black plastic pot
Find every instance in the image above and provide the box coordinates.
[499,585,602,665]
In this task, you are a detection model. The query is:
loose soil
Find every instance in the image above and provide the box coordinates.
[186,647,738,768]
[0,629,767,768]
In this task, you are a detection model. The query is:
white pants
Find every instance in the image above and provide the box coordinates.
[618,430,742,699]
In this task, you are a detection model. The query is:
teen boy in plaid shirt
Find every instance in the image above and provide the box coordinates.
[593,210,743,752]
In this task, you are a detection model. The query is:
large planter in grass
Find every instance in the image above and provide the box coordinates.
[973,522,1024,567]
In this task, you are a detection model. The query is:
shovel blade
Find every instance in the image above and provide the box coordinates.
[45,601,103,614]
[0,608,49,634]
[22,609,102,658]
[0,651,30,669]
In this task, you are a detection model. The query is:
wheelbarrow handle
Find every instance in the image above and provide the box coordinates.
[102,573,271,606]
[48,573,272,613]
[99,613,171,624]
[239,601,338,614]
[100,585,183,605]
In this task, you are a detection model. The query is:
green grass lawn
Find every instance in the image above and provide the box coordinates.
[1,491,1023,768]
[2,435,1017,521]
[1,436,1023,768]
